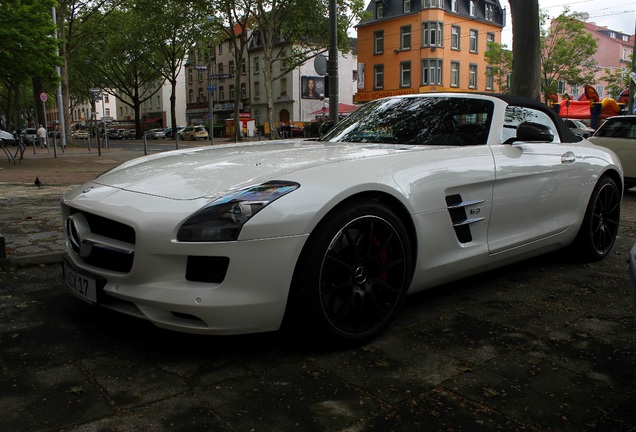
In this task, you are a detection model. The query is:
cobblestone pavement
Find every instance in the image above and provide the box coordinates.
[1,149,636,431]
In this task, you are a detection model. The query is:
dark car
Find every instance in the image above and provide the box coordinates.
[107,129,125,140]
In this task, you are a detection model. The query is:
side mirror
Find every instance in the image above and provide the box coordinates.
[516,121,554,143]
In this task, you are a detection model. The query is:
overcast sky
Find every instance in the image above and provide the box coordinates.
[501,0,636,47]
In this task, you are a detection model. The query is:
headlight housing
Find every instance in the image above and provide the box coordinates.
[177,181,300,242]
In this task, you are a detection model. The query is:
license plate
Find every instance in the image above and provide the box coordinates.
[63,260,98,304]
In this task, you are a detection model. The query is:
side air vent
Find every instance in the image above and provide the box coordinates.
[445,194,485,244]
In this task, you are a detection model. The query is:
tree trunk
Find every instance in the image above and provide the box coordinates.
[509,0,541,100]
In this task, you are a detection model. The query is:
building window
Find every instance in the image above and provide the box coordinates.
[423,0,442,7]
[595,85,604,98]
[188,69,193,84]
[229,85,235,100]
[486,32,495,51]
[469,64,478,88]
[403,0,410,13]
[423,22,443,47]
[469,29,478,53]
[485,3,495,20]
[229,60,235,75]
[218,63,224,74]
[422,59,442,85]
[451,0,457,12]
[241,82,247,99]
[486,66,494,90]
[105,108,110,116]
[188,89,194,103]
[622,49,629,61]
[241,58,246,74]
[401,26,411,50]
[254,82,260,98]
[450,61,460,87]
[254,57,260,74]
[280,77,287,96]
[104,94,109,103]
[376,1,384,19]
[374,64,384,89]
[374,31,384,54]
[469,0,476,16]
[400,61,411,87]
[198,87,204,102]
[451,26,460,50]
[156,95,160,109]
[197,69,203,82]
[219,86,225,101]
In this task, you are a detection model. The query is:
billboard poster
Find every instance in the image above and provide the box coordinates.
[301,76,325,99]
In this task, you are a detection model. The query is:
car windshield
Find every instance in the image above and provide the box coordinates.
[595,118,636,138]
[322,96,494,146]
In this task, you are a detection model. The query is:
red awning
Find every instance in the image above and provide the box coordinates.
[309,103,359,115]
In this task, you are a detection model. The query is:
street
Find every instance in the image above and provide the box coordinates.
[1,191,635,431]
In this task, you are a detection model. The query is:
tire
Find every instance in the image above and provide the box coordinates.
[573,176,620,261]
[288,198,412,346]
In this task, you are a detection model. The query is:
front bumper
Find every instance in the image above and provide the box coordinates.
[63,233,309,335]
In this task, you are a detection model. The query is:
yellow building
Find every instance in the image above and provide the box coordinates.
[355,0,506,102]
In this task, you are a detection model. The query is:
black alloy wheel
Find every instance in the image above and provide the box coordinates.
[575,176,620,261]
[290,199,412,346]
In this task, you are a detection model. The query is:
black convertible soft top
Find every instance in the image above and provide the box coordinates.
[492,94,581,143]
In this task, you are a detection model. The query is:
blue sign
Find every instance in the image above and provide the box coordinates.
[207,85,216,92]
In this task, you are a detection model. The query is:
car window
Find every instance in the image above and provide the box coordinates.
[323,96,493,146]
[502,106,560,143]
[595,118,636,139]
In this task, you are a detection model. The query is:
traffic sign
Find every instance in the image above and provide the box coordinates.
[194,65,209,70]
[40,92,48,102]
[90,87,102,95]
[207,85,216,91]
[213,74,232,79]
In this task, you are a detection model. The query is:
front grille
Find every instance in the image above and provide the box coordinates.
[186,256,230,283]
[64,204,136,273]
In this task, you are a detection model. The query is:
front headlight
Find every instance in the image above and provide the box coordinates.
[177,181,300,242]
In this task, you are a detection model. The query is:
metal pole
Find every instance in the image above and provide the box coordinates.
[328,0,339,124]
[51,6,66,152]
[208,67,214,146]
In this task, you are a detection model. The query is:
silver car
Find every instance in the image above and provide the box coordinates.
[588,116,636,188]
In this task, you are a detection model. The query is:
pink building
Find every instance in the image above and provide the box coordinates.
[567,21,633,100]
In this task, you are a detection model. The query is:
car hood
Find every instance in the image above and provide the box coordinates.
[91,140,419,200]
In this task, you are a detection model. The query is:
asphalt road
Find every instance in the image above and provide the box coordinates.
[1,209,636,431]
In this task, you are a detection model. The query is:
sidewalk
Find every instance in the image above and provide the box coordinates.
[0,146,149,262]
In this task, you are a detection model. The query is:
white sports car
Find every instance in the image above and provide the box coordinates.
[62,93,623,345]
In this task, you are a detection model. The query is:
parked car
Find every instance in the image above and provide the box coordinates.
[107,129,125,140]
[164,126,186,139]
[146,128,166,139]
[72,130,89,139]
[122,129,136,139]
[180,125,208,141]
[588,115,636,188]
[563,119,595,138]
[61,93,622,346]
[278,124,305,138]
[21,128,37,145]
[0,129,17,146]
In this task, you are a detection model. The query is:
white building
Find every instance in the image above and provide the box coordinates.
[249,39,359,127]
